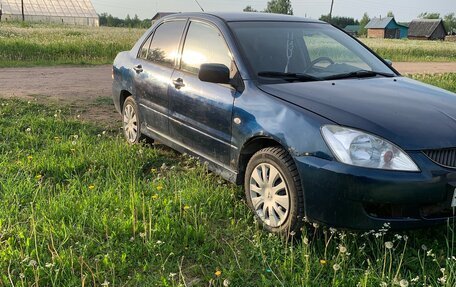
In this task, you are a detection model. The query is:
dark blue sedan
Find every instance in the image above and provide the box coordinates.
[112,12,456,233]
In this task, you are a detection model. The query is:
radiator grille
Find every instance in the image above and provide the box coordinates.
[423,148,456,168]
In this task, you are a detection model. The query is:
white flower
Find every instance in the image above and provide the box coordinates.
[411,276,420,282]
[421,244,428,251]
[73,135,79,139]
[45,262,55,268]
[19,273,25,279]
[290,231,296,236]
[330,227,337,234]
[339,245,347,254]
[26,128,31,132]
[54,114,58,118]
[101,280,110,286]
[385,241,393,249]
[223,279,230,286]
[72,141,77,145]
[139,232,146,238]
[399,279,409,287]
[380,282,387,287]
[169,273,177,278]
[28,260,37,267]
[303,237,309,245]
[332,263,341,271]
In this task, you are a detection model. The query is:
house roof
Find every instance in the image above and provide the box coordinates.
[344,25,360,32]
[408,19,445,37]
[365,17,394,29]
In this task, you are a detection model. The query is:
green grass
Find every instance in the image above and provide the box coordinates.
[410,73,456,93]
[0,22,145,67]
[0,74,455,286]
[361,38,456,62]
[1,23,456,68]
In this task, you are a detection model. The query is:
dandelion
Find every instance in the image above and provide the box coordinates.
[215,270,222,277]
[88,185,95,190]
[184,205,191,211]
[339,245,347,254]
[333,263,341,271]
[320,259,327,265]
[27,155,33,161]
[152,194,159,200]
[35,174,42,180]
[151,168,157,173]
[385,241,393,249]
[156,185,163,191]
[399,279,409,287]
[28,260,37,267]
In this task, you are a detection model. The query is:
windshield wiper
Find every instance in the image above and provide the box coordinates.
[322,70,395,81]
[258,71,321,82]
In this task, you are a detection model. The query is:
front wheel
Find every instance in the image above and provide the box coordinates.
[244,147,305,235]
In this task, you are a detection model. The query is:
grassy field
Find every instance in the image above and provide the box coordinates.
[361,38,456,62]
[0,23,456,68]
[0,74,455,286]
[0,22,144,67]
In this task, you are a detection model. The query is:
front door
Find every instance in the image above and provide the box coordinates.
[168,20,238,166]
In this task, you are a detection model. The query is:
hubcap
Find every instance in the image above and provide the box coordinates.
[249,163,290,228]
[123,104,138,143]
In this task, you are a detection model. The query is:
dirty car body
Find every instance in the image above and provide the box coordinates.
[112,12,456,231]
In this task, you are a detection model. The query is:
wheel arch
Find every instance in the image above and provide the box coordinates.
[119,90,132,111]
[237,135,291,184]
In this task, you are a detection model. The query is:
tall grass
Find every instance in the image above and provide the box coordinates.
[361,38,456,62]
[0,22,144,67]
[0,73,455,286]
[1,23,456,68]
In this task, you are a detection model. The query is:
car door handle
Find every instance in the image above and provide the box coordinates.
[173,78,185,89]
[133,64,143,73]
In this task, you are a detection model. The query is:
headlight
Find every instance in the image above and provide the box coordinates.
[321,125,419,171]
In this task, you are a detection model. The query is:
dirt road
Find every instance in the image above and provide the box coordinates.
[0,63,455,125]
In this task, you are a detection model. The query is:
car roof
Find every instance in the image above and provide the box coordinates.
[166,12,324,23]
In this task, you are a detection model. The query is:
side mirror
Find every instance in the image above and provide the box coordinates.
[198,63,230,84]
[384,59,393,66]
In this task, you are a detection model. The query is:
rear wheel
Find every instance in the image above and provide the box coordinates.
[245,147,304,235]
[122,97,144,144]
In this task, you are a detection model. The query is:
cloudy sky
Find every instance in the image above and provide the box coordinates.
[91,0,454,22]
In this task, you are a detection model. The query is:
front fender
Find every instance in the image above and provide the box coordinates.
[232,81,335,170]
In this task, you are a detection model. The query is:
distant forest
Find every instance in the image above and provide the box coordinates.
[98,13,151,28]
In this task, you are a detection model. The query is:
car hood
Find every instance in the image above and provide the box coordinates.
[259,77,456,150]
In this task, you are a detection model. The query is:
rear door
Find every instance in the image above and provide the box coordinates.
[133,20,187,135]
[168,20,238,166]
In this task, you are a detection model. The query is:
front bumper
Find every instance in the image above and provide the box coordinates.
[295,151,456,230]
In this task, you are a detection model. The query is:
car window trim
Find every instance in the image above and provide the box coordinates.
[136,31,154,60]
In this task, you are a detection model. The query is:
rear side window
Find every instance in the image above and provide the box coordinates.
[138,34,153,59]
[181,21,232,75]
[147,20,186,67]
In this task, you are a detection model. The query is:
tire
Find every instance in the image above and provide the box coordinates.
[122,97,147,144]
[244,147,304,235]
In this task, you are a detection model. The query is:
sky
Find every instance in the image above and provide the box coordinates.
[91,0,455,22]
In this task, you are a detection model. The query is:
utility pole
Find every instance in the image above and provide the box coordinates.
[21,0,24,21]
[329,0,334,19]
[0,4,3,22]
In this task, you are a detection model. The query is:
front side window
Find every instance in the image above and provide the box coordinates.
[147,20,186,67]
[181,21,232,75]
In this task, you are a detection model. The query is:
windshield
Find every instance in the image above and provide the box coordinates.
[229,21,396,83]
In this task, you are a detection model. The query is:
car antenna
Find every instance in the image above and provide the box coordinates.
[193,0,205,12]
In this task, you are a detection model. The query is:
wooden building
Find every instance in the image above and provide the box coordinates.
[365,17,409,39]
[408,19,446,40]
